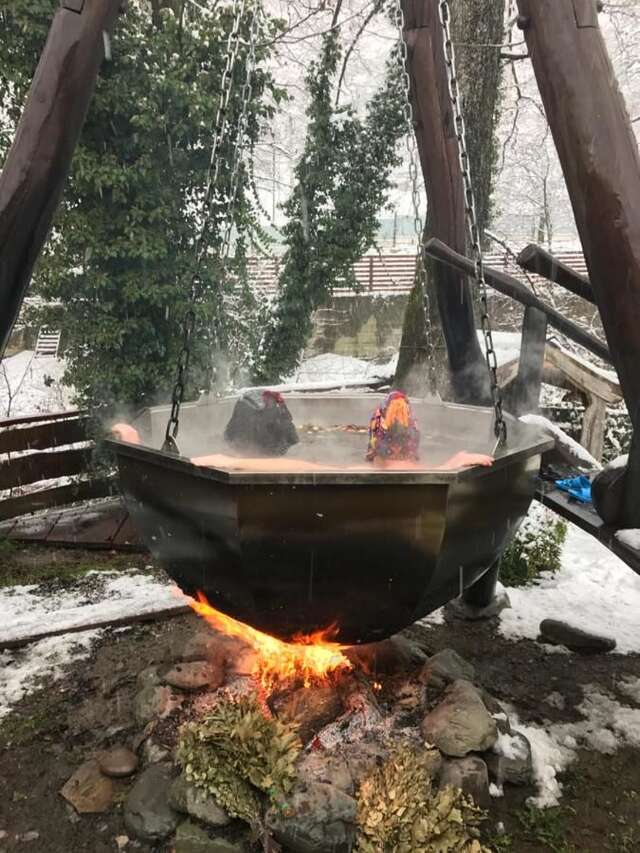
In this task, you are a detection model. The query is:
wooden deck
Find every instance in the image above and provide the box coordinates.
[0,497,145,551]
[536,480,640,577]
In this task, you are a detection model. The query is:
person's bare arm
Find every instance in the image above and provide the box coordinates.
[436,451,494,471]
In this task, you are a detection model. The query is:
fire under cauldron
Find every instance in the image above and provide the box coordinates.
[108,394,553,645]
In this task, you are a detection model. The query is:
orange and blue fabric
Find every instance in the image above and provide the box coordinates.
[366,391,420,462]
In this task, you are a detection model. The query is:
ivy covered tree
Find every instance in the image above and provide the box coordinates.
[0,0,284,416]
[253,31,406,384]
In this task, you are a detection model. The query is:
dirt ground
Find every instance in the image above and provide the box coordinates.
[1,547,639,853]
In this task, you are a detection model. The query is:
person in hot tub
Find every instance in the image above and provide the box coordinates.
[112,390,493,472]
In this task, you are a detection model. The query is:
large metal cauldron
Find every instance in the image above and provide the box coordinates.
[108,394,552,644]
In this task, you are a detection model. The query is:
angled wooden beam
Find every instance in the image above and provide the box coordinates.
[0,0,124,357]
[517,243,596,304]
[516,0,640,525]
[425,237,613,365]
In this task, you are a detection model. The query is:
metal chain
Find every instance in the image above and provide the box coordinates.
[392,0,437,392]
[437,0,507,443]
[164,0,252,452]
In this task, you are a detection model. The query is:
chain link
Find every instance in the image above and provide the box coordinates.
[436,0,507,443]
[164,0,258,452]
[392,0,437,393]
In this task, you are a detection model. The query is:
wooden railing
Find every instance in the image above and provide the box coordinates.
[0,410,114,521]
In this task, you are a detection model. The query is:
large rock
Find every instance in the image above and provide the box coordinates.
[439,756,490,809]
[60,760,115,814]
[169,775,231,827]
[135,684,184,726]
[164,660,224,692]
[486,732,533,787]
[124,765,179,842]
[421,680,498,757]
[267,782,356,853]
[538,619,616,653]
[272,686,343,743]
[175,821,245,853]
[420,649,476,685]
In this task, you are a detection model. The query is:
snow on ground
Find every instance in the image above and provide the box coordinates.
[287,353,398,386]
[0,351,73,417]
[511,686,640,808]
[0,571,181,646]
[0,630,100,720]
[499,522,640,653]
[0,570,183,718]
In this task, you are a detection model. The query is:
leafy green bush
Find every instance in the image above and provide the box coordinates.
[500,503,568,588]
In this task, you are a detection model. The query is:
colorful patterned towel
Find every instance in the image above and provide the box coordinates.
[366,391,420,462]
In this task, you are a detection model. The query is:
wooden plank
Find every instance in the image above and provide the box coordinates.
[581,395,607,462]
[0,409,86,428]
[112,514,144,550]
[545,343,621,404]
[0,477,115,521]
[46,499,123,545]
[425,237,613,364]
[7,511,63,541]
[536,483,640,577]
[0,603,192,651]
[0,416,90,454]
[0,447,93,490]
[517,243,595,303]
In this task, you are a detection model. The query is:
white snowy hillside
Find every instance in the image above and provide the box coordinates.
[0,351,74,418]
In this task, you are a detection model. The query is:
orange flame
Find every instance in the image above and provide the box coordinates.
[186,591,352,692]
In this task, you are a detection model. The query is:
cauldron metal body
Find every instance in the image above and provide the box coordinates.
[108,395,552,644]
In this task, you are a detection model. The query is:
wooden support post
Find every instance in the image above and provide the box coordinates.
[517,244,596,304]
[516,0,640,525]
[0,0,123,357]
[401,0,489,403]
[581,394,607,463]
[507,306,548,416]
[425,237,613,364]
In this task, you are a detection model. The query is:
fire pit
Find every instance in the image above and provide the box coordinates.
[108,394,552,644]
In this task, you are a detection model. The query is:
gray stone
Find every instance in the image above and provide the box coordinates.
[421,680,498,757]
[60,760,115,814]
[439,756,491,809]
[134,684,184,726]
[297,752,354,795]
[169,776,231,827]
[124,765,179,842]
[98,746,138,778]
[344,635,428,674]
[175,821,245,853]
[446,589,511,621]
[164,660,224,692]
[267,782,356,853]
[486,732,533,787]
[538,619,616,653]
[420,649,476,684]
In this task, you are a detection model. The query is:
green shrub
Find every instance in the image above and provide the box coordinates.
[500,503,568,588]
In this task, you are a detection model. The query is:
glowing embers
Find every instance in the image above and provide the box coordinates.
[186,591,353,693]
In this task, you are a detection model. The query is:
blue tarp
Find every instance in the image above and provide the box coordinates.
[555,475,592,504]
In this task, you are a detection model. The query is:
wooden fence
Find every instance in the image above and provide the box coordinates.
[247,250,589,297]
[0,410,114,521]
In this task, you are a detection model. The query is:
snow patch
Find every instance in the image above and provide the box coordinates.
[0,351,73,417]
[0,630,101,719]
[616,529,640,550]
[500,522,640,653]
[415,607,445,628]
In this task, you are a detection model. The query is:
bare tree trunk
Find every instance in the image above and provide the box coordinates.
[395,0,506,401]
